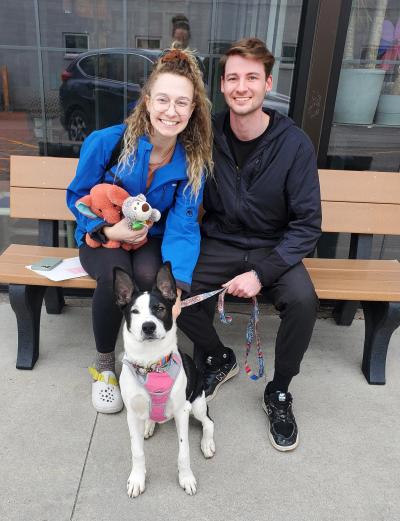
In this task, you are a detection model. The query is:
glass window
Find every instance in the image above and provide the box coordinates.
[325,0,400,261]
[0,0,306,256]
[136,37,161,49]
[127,54,154,86]
[79,56,96,77]
[329,0,400,172]
[98,54,124,82]
[0,0,36,46]
[64,33,89,55]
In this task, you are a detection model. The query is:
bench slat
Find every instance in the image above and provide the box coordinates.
[310,276,400,301]
[303,258,400,270]
[2,245,400,301]
[9,157,400,236]
[321,201,400,234]
[10,187,74,220]
[0,263,95,288]
[1,244,79,257]
[0,244,94,288]
[319,170,400,204]
[10,156,78,189]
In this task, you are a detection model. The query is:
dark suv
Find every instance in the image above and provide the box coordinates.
[59,48,161,141]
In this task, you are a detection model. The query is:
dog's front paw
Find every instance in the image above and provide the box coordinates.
[144,419,156,439]
[127,469,146,498]
[179,469,197,495]
[201,437,216,458]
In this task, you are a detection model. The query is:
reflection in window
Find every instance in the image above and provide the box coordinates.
[330,0,400,174]
[98,54,124,82]
[136,37,161,49]
[79,56,96,77]
[63,33,89,56]
[127,54,154,86]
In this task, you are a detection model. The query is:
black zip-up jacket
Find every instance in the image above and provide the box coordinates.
[201,109,322,288]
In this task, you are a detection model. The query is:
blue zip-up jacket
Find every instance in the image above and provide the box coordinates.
[66,124,204,291]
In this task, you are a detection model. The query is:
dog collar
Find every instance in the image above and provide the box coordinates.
[124,352,175,376]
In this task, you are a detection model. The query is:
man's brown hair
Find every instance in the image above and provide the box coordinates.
[220,37,275,78]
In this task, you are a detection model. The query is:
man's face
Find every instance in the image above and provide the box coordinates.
[221,55,272,116]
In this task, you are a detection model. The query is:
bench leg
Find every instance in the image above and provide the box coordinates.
[333,301,360,326]
[361,301,400,385]
[44,287,65,314]
[9,284,46,370]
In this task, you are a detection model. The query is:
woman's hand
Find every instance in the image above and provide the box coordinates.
[103,219,149,245]
[172,288,182,320]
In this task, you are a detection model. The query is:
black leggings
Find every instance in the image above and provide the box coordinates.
[79,238,162,353]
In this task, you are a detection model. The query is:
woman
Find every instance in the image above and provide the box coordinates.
[67,46,212,414]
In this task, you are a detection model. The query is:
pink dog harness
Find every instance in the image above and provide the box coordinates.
[123,353,182,423]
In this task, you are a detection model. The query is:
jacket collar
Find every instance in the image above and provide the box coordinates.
[140,137,188,195]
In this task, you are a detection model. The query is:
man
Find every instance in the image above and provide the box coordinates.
[177,38,321,451]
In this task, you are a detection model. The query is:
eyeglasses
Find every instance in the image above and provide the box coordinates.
[151,95,194,116]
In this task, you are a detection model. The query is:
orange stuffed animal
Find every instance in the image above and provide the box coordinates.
[76,183,137,250]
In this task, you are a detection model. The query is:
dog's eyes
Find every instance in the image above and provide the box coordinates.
[153,305,165,313]
[131,309,139,314]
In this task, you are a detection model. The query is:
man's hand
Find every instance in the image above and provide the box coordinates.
[222,271,262,298]
[103,219,149,244]
[172,288,182,320]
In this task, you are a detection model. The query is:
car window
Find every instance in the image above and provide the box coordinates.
[127,54,154,86]
[79,56,96,77]
[98,54,124,82]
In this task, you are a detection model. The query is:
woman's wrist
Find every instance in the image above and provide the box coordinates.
[102,225,113,239]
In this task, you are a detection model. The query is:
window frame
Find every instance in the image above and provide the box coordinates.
[63,32,89,59]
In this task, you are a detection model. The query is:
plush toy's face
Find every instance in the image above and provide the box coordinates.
[76,184,130,223]
[129,199,152,221]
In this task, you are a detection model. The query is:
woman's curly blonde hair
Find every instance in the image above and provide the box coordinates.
[119,44,213,198]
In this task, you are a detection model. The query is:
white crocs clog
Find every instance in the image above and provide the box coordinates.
[89,368,124,414]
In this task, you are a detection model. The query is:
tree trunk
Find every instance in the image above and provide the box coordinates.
[392,66,400,96]
[343,5,357,62]
[364,0,388,69]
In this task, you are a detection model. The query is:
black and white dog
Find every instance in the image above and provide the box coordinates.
[114,263,215,497]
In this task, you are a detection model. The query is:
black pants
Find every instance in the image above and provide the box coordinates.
[177,238,319,378]
[80,238,162,353]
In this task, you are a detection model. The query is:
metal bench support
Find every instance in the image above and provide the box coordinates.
[39,220,65,314]
[361,301,400,384]
[9,284,46,369]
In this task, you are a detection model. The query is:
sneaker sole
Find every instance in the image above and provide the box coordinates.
[93,401,124,414]
[261,401,299,452]
[205,363,239,402]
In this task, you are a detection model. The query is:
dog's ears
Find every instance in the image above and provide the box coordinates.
[155,262,177,303]
[113,268,137,308]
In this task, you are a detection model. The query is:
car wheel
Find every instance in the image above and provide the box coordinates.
[67,108,90,142]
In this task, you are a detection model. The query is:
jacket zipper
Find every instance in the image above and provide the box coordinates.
[235,164,241,207]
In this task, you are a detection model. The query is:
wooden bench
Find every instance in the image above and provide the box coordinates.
[1,155,400,385]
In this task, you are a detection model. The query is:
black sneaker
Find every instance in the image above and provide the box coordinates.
[262,391,299,451]
[203,348,239,402]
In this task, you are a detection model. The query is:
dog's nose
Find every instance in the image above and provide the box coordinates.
[142,321,156,336]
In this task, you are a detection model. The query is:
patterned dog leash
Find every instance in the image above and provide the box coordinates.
[181,288,265,381]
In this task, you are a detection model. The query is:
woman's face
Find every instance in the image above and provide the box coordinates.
[146,73,194,140]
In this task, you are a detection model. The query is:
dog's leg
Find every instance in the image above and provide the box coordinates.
[144,418,156,439]
[191,392,216,458]
[126,408,146,498]
[174,403,197,495]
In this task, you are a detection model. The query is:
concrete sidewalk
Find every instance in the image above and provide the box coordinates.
[1,297,399,521]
